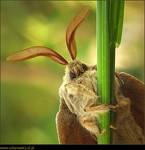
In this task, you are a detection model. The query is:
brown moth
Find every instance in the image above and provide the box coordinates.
[7,8,145,144]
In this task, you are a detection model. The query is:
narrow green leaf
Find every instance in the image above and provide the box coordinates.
[108,0,125,47]
[116,0,125,47]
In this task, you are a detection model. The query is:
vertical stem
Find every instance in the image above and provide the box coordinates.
[96,1,110,144]
[96,0,124,144]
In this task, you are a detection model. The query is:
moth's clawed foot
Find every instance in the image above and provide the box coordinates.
[109,104,120,112]
[110,124,117,130]
[85,104,119,113]
[115,72,124,87]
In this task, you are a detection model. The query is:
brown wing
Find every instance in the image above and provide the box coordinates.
[56,99,97,144]
[118,72,145,134]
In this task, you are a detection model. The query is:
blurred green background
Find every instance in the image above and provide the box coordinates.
[0,1,144,144]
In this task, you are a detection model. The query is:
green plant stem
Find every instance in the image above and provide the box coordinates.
[96,0,124,144]
[96,1,110,144]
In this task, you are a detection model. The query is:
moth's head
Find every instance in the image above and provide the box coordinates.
[67,60,88,80]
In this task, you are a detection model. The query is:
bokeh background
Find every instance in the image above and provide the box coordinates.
[0,1,144,144]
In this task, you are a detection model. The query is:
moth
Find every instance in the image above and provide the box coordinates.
[7,8,145,144]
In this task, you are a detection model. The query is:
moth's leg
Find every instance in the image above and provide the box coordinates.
[79,113,100,137]
[79,104,109,137]
[84,104,108,112]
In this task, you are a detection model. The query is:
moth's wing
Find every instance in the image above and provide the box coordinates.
[56,99,97,144]
[119,72,145,133]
